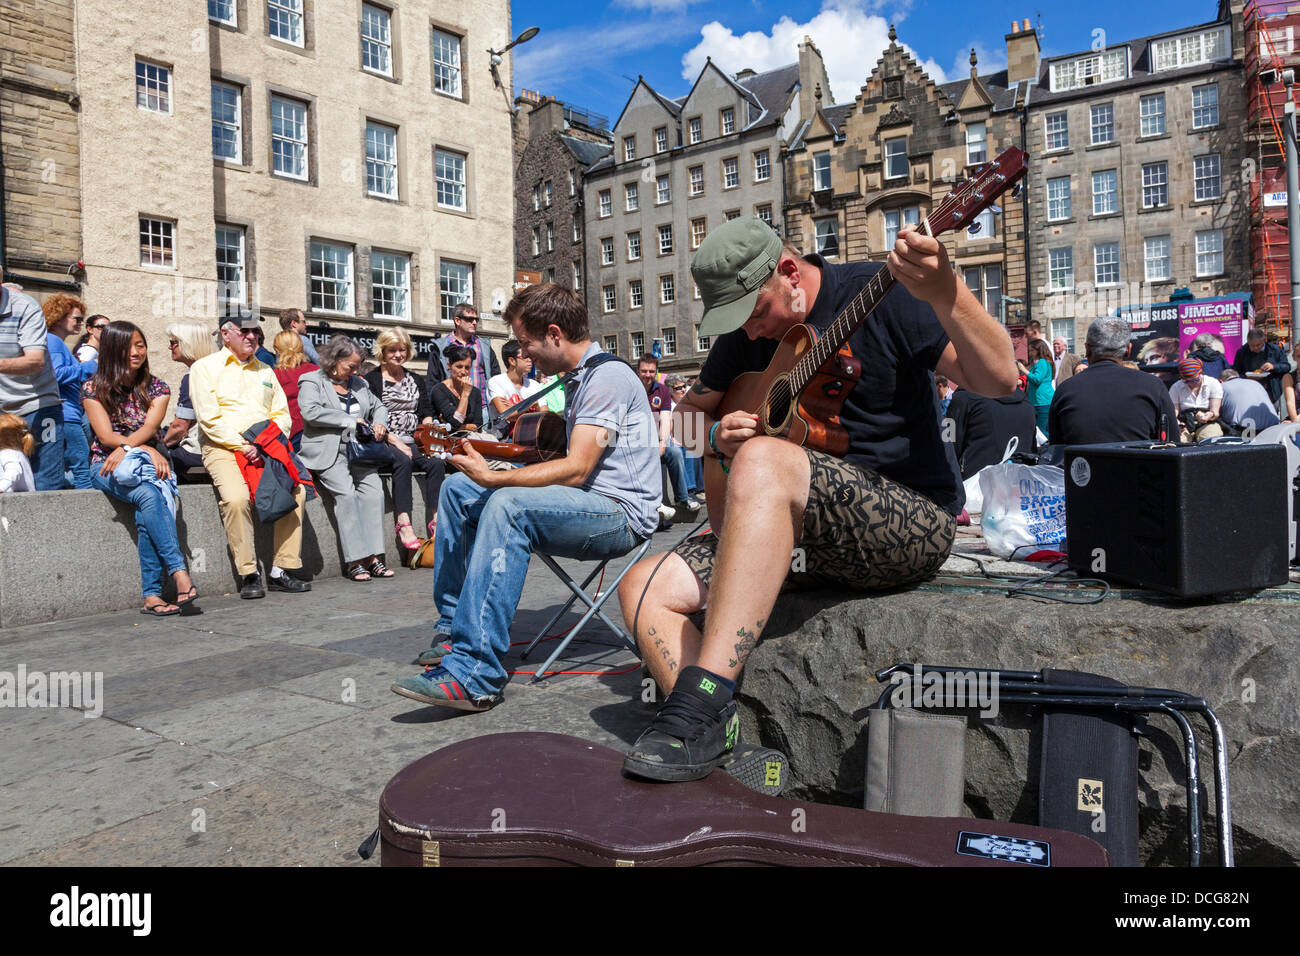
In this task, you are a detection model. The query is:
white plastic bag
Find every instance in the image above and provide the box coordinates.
[977,461,1066,558]
[962,437,1020,515]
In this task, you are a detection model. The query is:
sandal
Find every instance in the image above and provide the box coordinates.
[176,584,199,606]
[345,563,372,582]
[141,600,181,617]
[396,519,420,550]
[367,558,395,579]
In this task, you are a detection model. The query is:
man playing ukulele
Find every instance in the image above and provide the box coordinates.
[392,284,661,711]
[619,217,1018,781]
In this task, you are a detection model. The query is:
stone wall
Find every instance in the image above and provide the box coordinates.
[0,0,82,276]
[0,481,431,629]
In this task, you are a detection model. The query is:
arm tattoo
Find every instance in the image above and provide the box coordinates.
[689,382,714,396]
[727,618,765,669]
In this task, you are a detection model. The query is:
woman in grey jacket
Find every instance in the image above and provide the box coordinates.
[297,335,395,581]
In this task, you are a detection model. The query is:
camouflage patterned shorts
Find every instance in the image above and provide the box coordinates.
[677,447,955,593]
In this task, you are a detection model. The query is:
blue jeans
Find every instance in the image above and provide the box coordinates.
[432,473,643,699]
[662,439,691,502]
[91,469,187,598]
[24,405,65,491]
[62,416,93,489]
[681,443,704,494]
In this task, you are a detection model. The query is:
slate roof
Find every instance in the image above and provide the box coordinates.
[558,134,612,168]
[1029,18,1239,107]
[938,69,1020,113]
[736,62,801,129]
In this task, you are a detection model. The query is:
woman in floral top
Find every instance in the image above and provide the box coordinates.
[83,321,196,616]
[364,327,444,553]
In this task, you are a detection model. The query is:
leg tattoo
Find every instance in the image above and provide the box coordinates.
[649,626,678,673]
[728,618,764,669]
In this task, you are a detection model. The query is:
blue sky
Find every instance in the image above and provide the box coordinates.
[509,0,1228,125]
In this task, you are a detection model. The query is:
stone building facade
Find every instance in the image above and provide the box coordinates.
[6,0,517,386]
[0,0,82,294]
[1026,11,1249,350]
[783,27,1029,333]
[582,47,830,373]
[513,97,612,308]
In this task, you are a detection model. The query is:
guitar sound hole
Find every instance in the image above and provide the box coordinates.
[764,384,792,431]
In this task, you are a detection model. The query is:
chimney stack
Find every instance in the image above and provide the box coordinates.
[1006,16,1041,84]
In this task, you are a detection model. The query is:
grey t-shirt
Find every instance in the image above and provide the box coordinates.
[566,342,660,538]
[0,288,60,416]
[1220,376,1280,430]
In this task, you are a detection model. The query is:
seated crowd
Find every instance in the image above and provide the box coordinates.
[0,278,706,615]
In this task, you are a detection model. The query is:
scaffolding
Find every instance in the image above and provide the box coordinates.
[1245,1,1300,336]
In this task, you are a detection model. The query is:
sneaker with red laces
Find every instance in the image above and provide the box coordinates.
[391,666,500,711]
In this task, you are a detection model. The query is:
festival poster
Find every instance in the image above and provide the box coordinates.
[1177,298,1253,362]
[1117,304,1180,382]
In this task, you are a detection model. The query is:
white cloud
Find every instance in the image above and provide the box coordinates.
[948,40,1007,84]
[681,0,949,103]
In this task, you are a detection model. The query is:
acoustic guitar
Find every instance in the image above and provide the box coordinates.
[414,411,568,464]
[702,147,1029,523]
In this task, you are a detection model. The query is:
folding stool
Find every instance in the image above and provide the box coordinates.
[519,537,653,683]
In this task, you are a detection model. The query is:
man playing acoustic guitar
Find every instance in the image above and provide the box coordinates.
[619,216,1018,781]
[392,283,661,710]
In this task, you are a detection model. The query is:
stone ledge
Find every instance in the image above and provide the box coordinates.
[735,582,1300,866]
[0,482,431,629]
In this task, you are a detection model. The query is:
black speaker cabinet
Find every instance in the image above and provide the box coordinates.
[1064,442,1289,598]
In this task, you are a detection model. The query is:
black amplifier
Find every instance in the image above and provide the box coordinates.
[1064,442,1289,598]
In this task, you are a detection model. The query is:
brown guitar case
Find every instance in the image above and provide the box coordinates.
[378,732,1109,867]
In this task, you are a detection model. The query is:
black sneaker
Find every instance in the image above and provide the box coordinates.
[240,573,265,600]
[623,671,739,783]
[718,745,789,796]
[268,571,310,593]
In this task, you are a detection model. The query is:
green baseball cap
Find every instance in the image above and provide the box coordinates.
[692,218,783,336]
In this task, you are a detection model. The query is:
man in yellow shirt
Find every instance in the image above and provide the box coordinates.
[190,315,309,599]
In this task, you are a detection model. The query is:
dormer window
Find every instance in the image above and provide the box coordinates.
[1151,26,1229,72]
[1050,49,1128,92]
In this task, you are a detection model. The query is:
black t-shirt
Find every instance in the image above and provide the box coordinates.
[946,387,1037,479]
[698,255,960,514]
[1047,360,1177,445]
[429,381,483,430]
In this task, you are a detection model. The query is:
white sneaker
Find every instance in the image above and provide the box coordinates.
[684,499,701,512]
[657,504,676,520]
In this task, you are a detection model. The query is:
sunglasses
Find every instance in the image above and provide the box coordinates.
[168,340,180,348]
[91,323,108,330]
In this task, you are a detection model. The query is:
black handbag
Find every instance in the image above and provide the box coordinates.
[346,420,394,466]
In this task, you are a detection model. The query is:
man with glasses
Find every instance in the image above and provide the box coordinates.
[666,373,705,500]
[0,267,64,489]
[433,304,499,419]
[638,355,698,521]
[190,314,309,599]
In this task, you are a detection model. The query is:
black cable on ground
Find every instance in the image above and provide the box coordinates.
[945,551,1111,605]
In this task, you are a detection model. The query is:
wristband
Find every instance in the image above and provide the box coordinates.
[708,420,730,475]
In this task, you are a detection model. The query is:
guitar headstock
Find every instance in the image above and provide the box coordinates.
[927,146,1028,237]
[413,422,456,460]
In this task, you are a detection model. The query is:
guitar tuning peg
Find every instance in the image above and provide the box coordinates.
[1010,182,1023,201]
[967,221,982,235]
[989,203,1002,215]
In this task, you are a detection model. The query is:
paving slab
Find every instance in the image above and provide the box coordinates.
[4,774,375,867]
[0,740,267,864]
